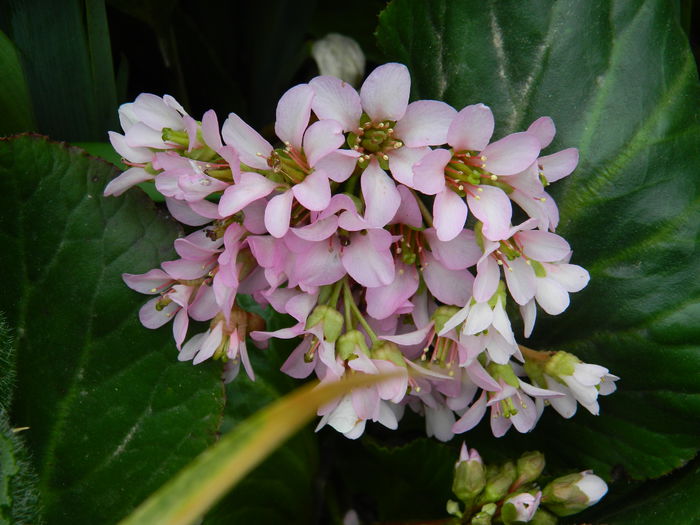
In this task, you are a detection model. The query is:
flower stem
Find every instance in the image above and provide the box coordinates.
[519,345,554,362]
[411,189,434,228]
[343,279,378,344]
[327,279,344,309]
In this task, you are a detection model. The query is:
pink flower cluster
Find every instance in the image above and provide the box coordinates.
[107,63,617,441]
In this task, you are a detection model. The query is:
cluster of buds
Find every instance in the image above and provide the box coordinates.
[447,444,608,524]
[106,62,617,439]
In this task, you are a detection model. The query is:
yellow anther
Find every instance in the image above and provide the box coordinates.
[377,122,385,128]
[490,174,498,181]
[497,260,504,265]
[508,267,513,272]
[150,288,157,293]
[256,152,263,157]
[539,197,547,202]
[525,259,532,265]
[481,155,487,161]
[477,187,484,192]
[387,128,394,134]
[475,195,481,200]
[458,185,464,191]
[382,154,389,161]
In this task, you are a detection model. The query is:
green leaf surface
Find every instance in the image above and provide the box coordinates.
[0,411,43,525]
[0,135,225,523]
[0,29,35,136]
[5,0,118,141]
[377,0,700,482]
[0,316,14,412]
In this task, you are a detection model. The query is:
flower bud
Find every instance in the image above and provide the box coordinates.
[337,330,369,361]
[432,305,461,334]
[530,508,558,525]
[471,503,497,525]
[515,451,546,487]
[311,33,365,87]
[452,443,486,503]
[371,340,406,368]
[477,461,517,505]
[306,305,344,343]
[501,491,541,524]
[542,471,607,516]
[445,499,462,518]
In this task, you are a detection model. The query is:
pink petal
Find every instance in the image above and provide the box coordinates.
[201,109,223,150]
[535,277,570,314]
[125,122,169,149]
[172,308,189,349]
[452,392,487,433]
[293,237,346,286]
[424,228,481,270]
[464,301,493,335]
[165,198,212,226]
[361,160,401,227]
[188,285,219,321]
[221,113,272,169]
[314,149,360,183]
[394,100,457,147]
[467,186,512,241]
[422,252,473,306]
[365,262,419,319]
[473,254,500,303]
[341,229,395,287]
[517,230,571,262]
[264,190,294,238]
[360,63,410,122]
[292,170,331,211]
[447,103,494,151]
[218,172,278,216]
[504,257,536,305]
[193,323,223,364]
[481,132,541,176]
[527,116,555,148]
[103,167,154,197]
[412,148,450,195]
[281,338,316,379]
[548,263,589,292]
[538,148,579,183]
[108,131,151,163]
[291,215,339,241]
[388,146,430,186]
[241,198,268,234]
[161,258,210,280]
[520,300,537,338]
[133,93,183,130]
[303,119,345,167]
[379,323,432,345]
[390,184,423,228]
[433,189,468,242]
[123,269,172,294]
[275,84,314,151]
[139,297,178,329]
[309,75,362,131]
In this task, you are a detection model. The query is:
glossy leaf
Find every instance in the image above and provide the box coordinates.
[119,372,397,525]
[0,29,35,136]
[377,0,700,481]
[0,135,225,523]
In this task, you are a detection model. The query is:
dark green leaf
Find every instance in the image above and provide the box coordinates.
[0,29,35,136]
[377,0,700,482]
[0,315,14,412]
[0,135,225,523]
[6,0,117,141]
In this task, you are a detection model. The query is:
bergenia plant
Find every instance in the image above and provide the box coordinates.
[106,62,618,444]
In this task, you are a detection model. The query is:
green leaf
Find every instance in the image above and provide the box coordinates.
[5,0,118,141]
[0,135,225,523]
[0,315,15,412]
[377,0,700,481]
[580,458,700,524]
[0,29,35,136]
[0,411,43,525]
[203,332,318,525]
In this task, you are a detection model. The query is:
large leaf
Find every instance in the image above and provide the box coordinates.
[4,0,118,141]
[0,29,34,136]
[0,135,225,523]
[377,0,700,482]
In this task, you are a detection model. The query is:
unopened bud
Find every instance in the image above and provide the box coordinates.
[432,306,460,334]
[478,461,517,505]
[530,508,558,525]
[445,499,462,518]
[311,33,365,87]
[542,471,608,516]
[501,491,541,524]
[544,351,579,379]
[371,340,406,368]
[337,330,369,361]
[471,503,497,525]
[452,443,485,503]
[515,451,546,487]
[306,305,344,343]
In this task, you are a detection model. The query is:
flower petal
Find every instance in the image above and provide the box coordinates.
[468,186,512,241]
[264,190,294,238]
[275,84,314,150]
[341,229,395,287]
[481,132,541,176]
[412,148,450,195]
[361,160,401,227]
[424,228,481,270]
[303,119,345,167]
[517,230,571,262]
[309,75,362,131]
[527,116,555,148]
[292,170,331,211]
[360,63,410,121]
[394,100,457,147]
[422,252,473,306]
[218,172,278,217]
[433,189,468,242]
[221,113,272,169]
[447,103,494,151]
[539,148,579,183]
[103,167,154,197]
